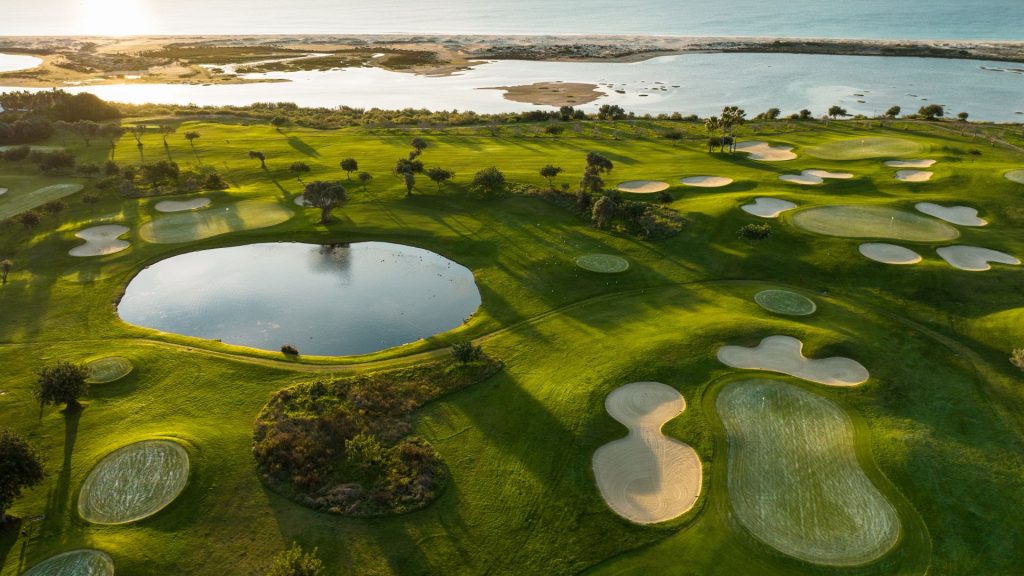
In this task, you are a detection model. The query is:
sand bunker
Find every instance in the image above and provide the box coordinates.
[139,199,293,244]
[780,169,853,185]
[293,194,311,207]
[859,243,922,265]
[592,382,702,524]
[741,197,797,218]
[79,439,190,524]
[754,290,816,316]
[791,205,959,242]
[895,170,933,182]
[937,246,1021,271]
[885,159,936,168]
[576,254,630,273]
[86,356,134,384]
[680,176,733,188]
[806,137,922,160]
[68,225,130,257]
[22,549,115,576]
[915,203,987,226]
[735,141,797,161]
[154,197,212,212]
[1006,170,1024,184]
[717,379,900,566]
[0,187,7,196]
[617,180,669,194]
[717,335,869,386]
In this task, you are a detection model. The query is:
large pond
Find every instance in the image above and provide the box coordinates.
[118,242,481,356]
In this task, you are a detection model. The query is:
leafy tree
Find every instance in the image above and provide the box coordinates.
[17,211,41,231]
[426,167,454,191]
[885,106,902,119]
[249,150,267,169]
[303,181,346,224]
[756,108,781,120]
[42,200,65,218]
[720,106,746,151]
[957,111,970,122]
[410,138,429,154]
[142,161,180,188]
[544,124,564,136]
[0,258,11,285]
[184,131,200,149]
[580,167,604,195]
[707,136,723,153]
[1011,348,1024,371]
[597,104,626,120]
[271,116,289,128]
[265,542,323,576]
[67,120,101,146]
[471,167,506,197]
[158,124,176,146]
[539,164,563,187]
[591,195,615,229]
[402,172,415,196]
[798,109,813,120]
[36,150,75,173]
[290,162,311,178]
[919,104,945,120]
[0,429,45,523]
[394,158,424,175]
[740,223,772,240]
[451,341,483,364]
[339,158,358,179]
[585,152,614,173]
[129,124,147,146]
[828,106,848,119]
[357,171,372,190]
[35,361,89,410]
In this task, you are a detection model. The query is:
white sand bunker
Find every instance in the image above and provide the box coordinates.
[680,176,733,188]
[915,203,987,226]
[937,246,1021,271]
[895,170,933,182]
[79,439,190,524]
[780,169,853,185]
[742,197,797,218]
[294,194,311,207]
[593,382,702,524]
[717,335,869,386]
[859,243,923,265]
[155,197,211,212]
[22,549,115,576]
[617,180,669,194]
[885,159,936,168]
[735,141,797,161]
[0,187,7,196]
[1006,170,1024,184]
[69,225,130,257]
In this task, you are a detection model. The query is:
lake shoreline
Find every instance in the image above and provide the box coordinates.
[1,34,1023,87]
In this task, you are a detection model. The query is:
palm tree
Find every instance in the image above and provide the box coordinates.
[159,124,176,147]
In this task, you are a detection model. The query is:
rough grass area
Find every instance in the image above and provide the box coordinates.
[78,439,190,524]
[805,137,923,160]
[253,357,502,516]
[754,289,816,316]
[138,199,293,243]
[575,253,630,273]
[85,356,133,383]
[22,549,114,576]
[791,205,960,242]
[717,379,900,566]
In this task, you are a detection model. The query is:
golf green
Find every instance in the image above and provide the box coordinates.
[805,137,923,160]
[791,205,960,242]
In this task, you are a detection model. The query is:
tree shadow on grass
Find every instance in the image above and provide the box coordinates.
[42,405,80,538]
[286,136,321,158]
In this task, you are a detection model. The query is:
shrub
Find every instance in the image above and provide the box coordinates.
[281,344,299,356]
[1,145,31,161]
[657,191,673,203]
[740,223,772,240]
[265,543,323,576]
[203,173,228,190]
[451,341,483,364]
[1012,348,1024,371]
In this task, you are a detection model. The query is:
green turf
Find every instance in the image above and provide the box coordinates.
[77,440,190,525]
[805,137,924,160]
[85,356,134,384]
[0,182,83,221]
[20,550,114,576]
[138,199,293,243]
[2,118,1023,575]
[791,205,960,242]
[717,379,900,566]
[754,289,816,316]
[575,253,630,273]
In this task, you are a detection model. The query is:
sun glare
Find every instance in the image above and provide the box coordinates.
[77,0,153,36]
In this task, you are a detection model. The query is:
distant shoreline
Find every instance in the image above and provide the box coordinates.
[0,34,1022,89]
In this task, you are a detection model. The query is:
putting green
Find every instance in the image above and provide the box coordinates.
[1005,170,1024,184]
[0,183,84,221]
[717,379,900,566]
[754,290,816,316]
[21,549,114,576]
[575,254,630,273]
[86,356,133,384]
[791,205,959,242]
[806,137,923,160]
[139,199,293,244]
[78,439,190,525]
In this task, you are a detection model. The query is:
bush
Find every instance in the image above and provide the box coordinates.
[1,145,31,161]
[265,543,323,576]
[657,191,673,203]
[740,223,772,240]
[281,344,299,356]
[1012,348,1024,371]
[203,173,228,190]
[451,341,483,364]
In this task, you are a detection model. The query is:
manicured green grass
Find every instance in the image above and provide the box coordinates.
[575,253,630,273]
[0,182,83,221]
[1,118,1023,576]
[790,205,960,242]
[138,198,293,243]
[805,137,924,160]
[85,356,133,384]
[754,289,817,316]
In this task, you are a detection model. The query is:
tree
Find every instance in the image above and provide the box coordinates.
[265,542,323,576]
[290,162,311,178]
[544,124,564,136]
[0,259,11,285]
[540,164,563,187]
[42,200,65,218]
[0,429,45,524]
[203,173,228,190]
[394,158,424,176]
[885,106,902,119]
[756,108,781,121]
[919,104,945,120]
[591,195,615,229]
[471,167,506,197]
[339,158,358,179]
[184,131,200,149]
[957,111,970,122]
[16,211,40,231]
[35,361,89,410]
[402,172,415,196]
[585,152,613,173]
[271,116,289,129]
[704,115,721,137]
[597,104,626,120]
[799,109,813,120]
[68,120,100,146]
[129,124,147,147]
[410,138,429,155]
[451,341,483,364]
[302,181,346,224]
[426,167,454,191]
[249,150,267,169]
[828,106,849,119]
[1011,348,1024,371]
[720,106,746,151]
[158,124,176,146]
[580,167,604,195]
[142,161,180,188]
[357,171,372,190]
